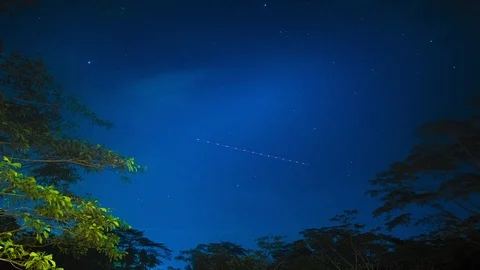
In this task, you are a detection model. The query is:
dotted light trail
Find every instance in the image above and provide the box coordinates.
[196,138,310,166]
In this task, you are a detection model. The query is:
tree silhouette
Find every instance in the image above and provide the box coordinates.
[115,228,172,269]
[367,97,480,245]
[0,45,145,191]
[176,241,249,270]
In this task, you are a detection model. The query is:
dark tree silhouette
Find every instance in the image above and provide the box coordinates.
[367,97,480,245]
[115,228,172,269]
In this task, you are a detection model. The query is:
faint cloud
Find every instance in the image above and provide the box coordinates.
[120,69,209,107]
[135,70,207,96]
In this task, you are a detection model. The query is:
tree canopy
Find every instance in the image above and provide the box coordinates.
[367,98,480,242]
[0,42,144,188]
[172,208,480,270]
[0,6,160,268]
[0,156,128,269]
[0,44,169,269]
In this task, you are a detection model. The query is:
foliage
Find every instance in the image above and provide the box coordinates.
[175,241,249,270]
[1,7,148,268]
[114,228,172,269]
[0,46,145,191]
[0,43,159,269]
[366,98,480,244]
[298,210,391,270]
[175,210,480,269]
[0,156,129,269]
[0,228,172,270]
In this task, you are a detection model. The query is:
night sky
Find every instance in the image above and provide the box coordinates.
[1,0,479,268]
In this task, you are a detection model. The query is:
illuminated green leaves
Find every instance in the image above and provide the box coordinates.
[0,43,142,269]
[25,252,61,270]
[0,51,145,187]
[0,158,128,268]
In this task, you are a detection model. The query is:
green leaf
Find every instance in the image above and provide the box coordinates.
[11,162,21,169]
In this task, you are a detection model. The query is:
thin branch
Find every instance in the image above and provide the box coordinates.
[0,257,24,269]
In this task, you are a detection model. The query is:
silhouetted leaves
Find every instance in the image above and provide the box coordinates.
[176,241,249,270]
[367,98,480,240]
[0,50,145,189]
[115,228,172,269]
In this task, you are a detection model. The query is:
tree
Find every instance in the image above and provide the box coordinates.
[0,15,149,269]
[253,236,318,270]
[31,228,172,270]
[0,46,145,191]
[366,97,480,244]
[176,241,251,270]
[174,209,480,269]
[115,228,172,269]
[0,157,128,269]
[174,212,392,270]
[298,210,400,270]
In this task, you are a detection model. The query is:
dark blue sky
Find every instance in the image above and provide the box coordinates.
[2,0,479,267]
